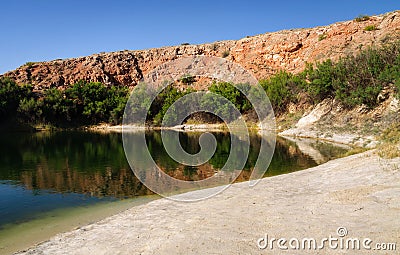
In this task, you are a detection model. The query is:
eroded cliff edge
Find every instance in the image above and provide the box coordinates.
[2,11,399,91]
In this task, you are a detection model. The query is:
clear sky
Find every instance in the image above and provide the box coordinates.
[0,0,399,74]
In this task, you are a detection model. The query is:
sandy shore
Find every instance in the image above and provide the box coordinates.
[16,151,400,255]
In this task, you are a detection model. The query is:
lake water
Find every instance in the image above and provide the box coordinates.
[0,130,348,252]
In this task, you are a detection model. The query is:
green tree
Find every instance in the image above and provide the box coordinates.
[42,88,73,122]
[208,82,252,113]
[259,71,298,113]
[17,98,43,122]
[0,77,33,120]
[300,41,400,108]
[152,86,190,125]
[65,81,129,124]
[302,60,336,102]
[378,46,400,99]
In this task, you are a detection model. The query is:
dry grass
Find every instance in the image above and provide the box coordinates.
[341,147,369,157]
[377,124,400,159]
[276,111,304,131]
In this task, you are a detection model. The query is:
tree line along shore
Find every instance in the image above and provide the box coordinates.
[0,40,399,130]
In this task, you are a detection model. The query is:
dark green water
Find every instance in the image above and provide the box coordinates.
[0,131,347,229]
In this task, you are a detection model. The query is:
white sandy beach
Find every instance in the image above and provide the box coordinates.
[15,150,400,255]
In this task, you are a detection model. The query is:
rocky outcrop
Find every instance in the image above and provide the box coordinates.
[295,98,334,128]
[2,11,400,91]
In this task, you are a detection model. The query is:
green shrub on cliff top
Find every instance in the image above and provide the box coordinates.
[355,15,370,22]
[364,25,377,31]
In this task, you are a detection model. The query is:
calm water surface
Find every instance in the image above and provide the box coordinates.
[0,131,348,229]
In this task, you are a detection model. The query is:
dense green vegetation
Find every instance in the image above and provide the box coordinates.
[151,86,194,125]
[303,41,400,107]
[208,82,252,112]
[259,71,302,113]
[0,79,128,127]
[0,78,33,119]
[150,40,400,121]
[0,40,399,128]
[258,40,400,110]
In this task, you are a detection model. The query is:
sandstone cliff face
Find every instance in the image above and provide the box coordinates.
[2,11,400,91]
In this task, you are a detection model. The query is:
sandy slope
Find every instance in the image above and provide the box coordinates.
[16,151,400,255]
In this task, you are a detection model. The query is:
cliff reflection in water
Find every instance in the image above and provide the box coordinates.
[0,131,347,199]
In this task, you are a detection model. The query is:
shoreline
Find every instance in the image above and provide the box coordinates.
[0,196,160,255]
[4,120,379,149]
[279,128,378,148]
[15,150,400,254]
[89,123,376,148]
[87,123,229,133]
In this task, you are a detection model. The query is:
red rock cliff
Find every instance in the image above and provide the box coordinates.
[2,11,399,91]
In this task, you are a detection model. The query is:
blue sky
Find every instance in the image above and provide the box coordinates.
[0,0,398,74]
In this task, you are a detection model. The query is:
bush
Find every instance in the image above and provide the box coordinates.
[152,86,190,125]
[364,25,377,31]
[318,34,327,41]
[179,74,196,85]
[2,40,400,127]
[303,41,400,108]
[201,89,240,123]
[16,81,130,125]
[65,81,128,124]
[107,86,129,124]
[355,15,370,22]
[208,82,252,113]
[300,61,336,103]
[222,50,230,58]
[0,77,33,120]
[41,88,73,122]
[335,43,398,107]
[147,82,256,125]
[259,71,300,113]
[24,62,36,67]
[378,124,400,158]
[17,98,43,122]
[378,45,400,98]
